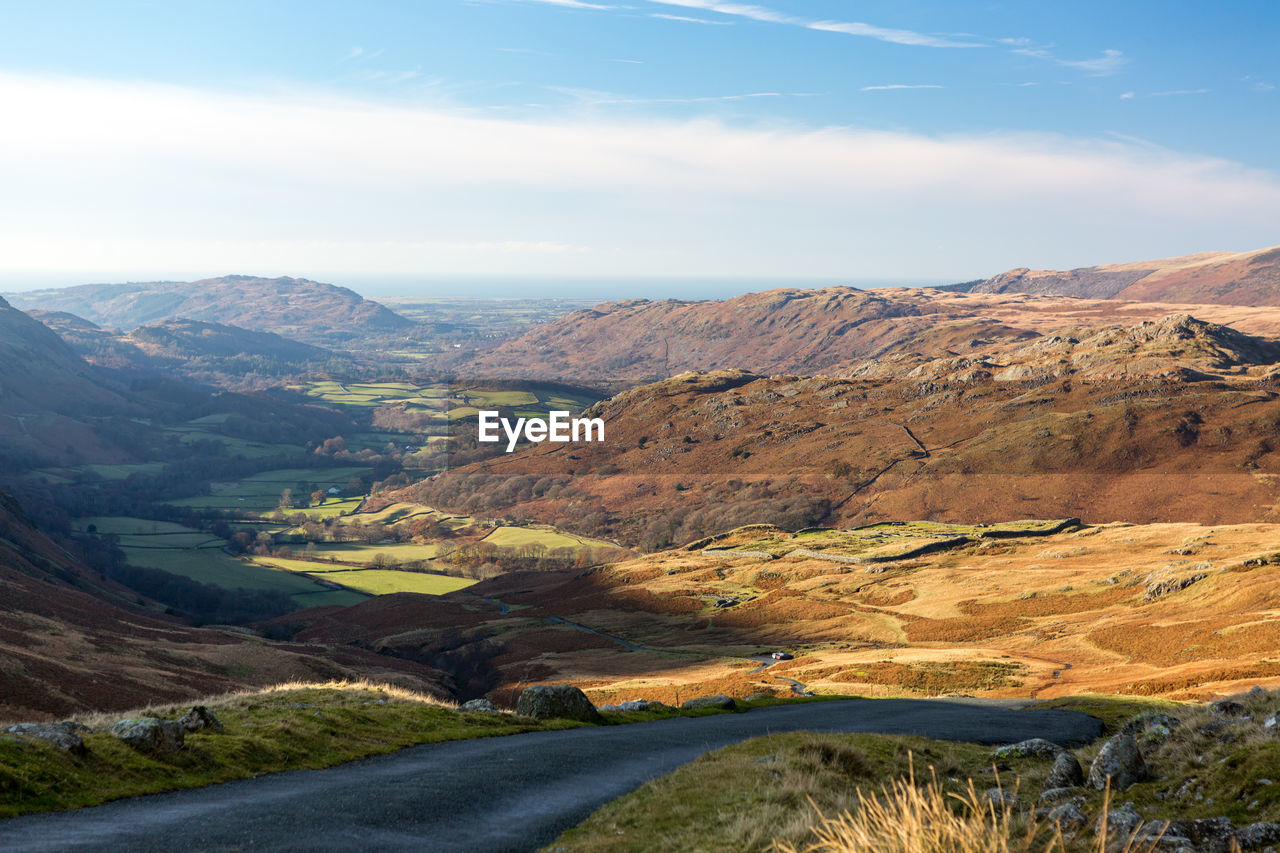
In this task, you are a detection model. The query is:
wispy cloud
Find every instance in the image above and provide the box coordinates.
[552,86,809,106]
[861,84,943,91]
[5,73,1279,279]
[610,58,645,64]
[650,12,731,25]
[1014,46,1127,76]
[644,0,983,48]
[341,47,364,61]
[512,0,615,9]
[1151,88,1209,97]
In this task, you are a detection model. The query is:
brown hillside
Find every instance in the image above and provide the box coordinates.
[405,313,1280,548]
[460,287,1280,384]
[971,244,1280,306]
[5,275,411,343]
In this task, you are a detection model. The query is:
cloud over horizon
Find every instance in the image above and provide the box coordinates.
[1,72,1278,281]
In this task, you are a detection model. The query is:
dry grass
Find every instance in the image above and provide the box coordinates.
[69,679,456,731]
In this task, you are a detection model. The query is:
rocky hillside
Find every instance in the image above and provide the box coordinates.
[966,244,1280,305]
[406,312,1280,548]
[459,287,1280,385]
[5,275,412,343]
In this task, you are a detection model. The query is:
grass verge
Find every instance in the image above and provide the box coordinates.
[0,681,579,819]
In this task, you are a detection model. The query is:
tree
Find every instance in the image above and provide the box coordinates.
[311,489,327,506]
[279,488,294,508]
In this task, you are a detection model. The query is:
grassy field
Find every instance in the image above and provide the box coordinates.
[163,416,303,461]
[0,683,581,819]
[76,517,366,607]
[296,381,598,423]
[255,559,476,596]
[167,467,372,515]
[480,525,614,550]
[303,542,442,562]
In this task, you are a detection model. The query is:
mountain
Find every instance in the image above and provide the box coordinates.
[964,245,1280,305]
[407,312,1280,548]
[459,286,1280,385]
[5,275,412,343]
[32,313,353,387]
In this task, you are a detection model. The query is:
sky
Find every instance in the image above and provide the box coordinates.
[1,0,1278,295]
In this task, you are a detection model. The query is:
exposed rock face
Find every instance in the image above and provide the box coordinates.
[1044,751,1085,789]
[991,738,1063,759]
[109,717,185,753]
[460,698,499,713]
[5,722,88,753]
[680,695,737,711]
[1088,733,1147,791]
[515,685,602,722]
[179,706,223,732]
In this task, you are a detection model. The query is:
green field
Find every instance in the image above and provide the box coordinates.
[480,525,614,550]
[255,558,475,595]
[163,416,304,460]
[297,381,598,423]
[302,542,442,563]
[76,517,367,607]
[167,467,372,514]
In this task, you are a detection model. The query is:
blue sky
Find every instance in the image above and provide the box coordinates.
[1,1,1278,292]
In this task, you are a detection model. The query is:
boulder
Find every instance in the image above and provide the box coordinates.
[1237,821,1280,848]
[680,695,737,711]
[109,717,185,753]
[1045,801,1087,830]
[1095,803,1143,840]
[1122,712,1180,745]
[618,700,669,712]
[991,738,1063,759]
[1038,787,1085,805]
[515,685,602,722]
[179,706,223,733]
[460,698,499,713]
[1165,817,1237,853]
[1211,699,1246,717]
[1088,733,1147,791]
[1044,751,1085,789]
[5,722,88,753]
[984,788,1018,808]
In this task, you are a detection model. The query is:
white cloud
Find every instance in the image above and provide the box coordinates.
[1014,46,1127,76]
[513,0,614,9]
[645,0,983,47]
[1150,89,1210,97]
[2,72,1278,279]
[650,13,731,24]
[860,84,943,91]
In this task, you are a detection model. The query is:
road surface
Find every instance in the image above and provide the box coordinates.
[0,698,1102,853]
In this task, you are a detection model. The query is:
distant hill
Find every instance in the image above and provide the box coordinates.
[5,275,413,343]
[962,244,1280,305]
[31,313,353,387]
[460,286,1280,384]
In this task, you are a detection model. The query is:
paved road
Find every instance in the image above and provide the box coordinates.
[0,699,1102,853]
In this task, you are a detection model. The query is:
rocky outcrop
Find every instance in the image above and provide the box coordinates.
[515,685,602,722]
[991,738,1063,759]
[1088,733,1147,791]
[460,698,499,713]
[1044,751,1085,789]
[179,706,223,732]
[5,721,89,753]
[109,717,185,753]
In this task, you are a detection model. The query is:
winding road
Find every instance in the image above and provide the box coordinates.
[0,698,1101,853]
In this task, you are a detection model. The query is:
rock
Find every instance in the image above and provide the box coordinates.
[515,684,602,722]
[1135,820,1193,852]
[1248,686,1268,699]
[1212,700,1246,716]
[1264,714,1278,731]
[1166,817,1238,853]
[1088,733,1147,791]
[984,788,1018,808]
[745,693,775,702]
[1238,822,1280,848]
[597,704,621,712]
[680,695,737,711]
[1096,803,1144,840]
[1046,801,1087,830]
[179,706,223,733]
[4,722,87,753]
[1122,712,1181,745]
[1044,751,1085,789]
[618,699,669,712]
[991,738,1063,759]
[460,698,499,713]
[1039,786,1085,804]
[109,717,184,753]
